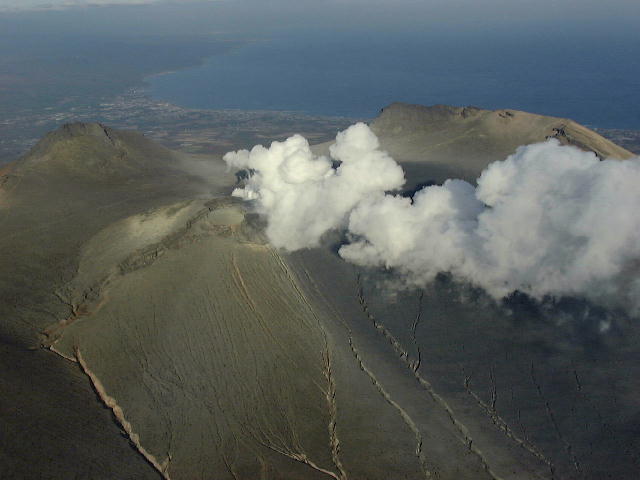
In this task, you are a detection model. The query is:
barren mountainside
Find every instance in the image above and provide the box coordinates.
[1,104,639,479]
[314,103,634,189]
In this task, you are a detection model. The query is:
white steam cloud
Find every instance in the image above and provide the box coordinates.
[225,124,640,314]
[224,123,405,250]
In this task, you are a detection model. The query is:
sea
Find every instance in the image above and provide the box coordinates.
[149,29,640,129]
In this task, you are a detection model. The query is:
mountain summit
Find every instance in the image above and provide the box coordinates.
[14,122,179,180]
[368,102,634,186]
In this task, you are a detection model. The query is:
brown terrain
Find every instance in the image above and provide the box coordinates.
[1,104,638,479]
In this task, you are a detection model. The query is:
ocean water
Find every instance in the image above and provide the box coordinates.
[149,30,640,129]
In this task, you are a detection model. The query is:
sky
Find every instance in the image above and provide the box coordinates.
[0,0,637,44]
[1,0,639,28]
[0,0,201,11]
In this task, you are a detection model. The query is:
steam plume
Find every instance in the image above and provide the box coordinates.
[225,124,640,313]
[224,123,405,250]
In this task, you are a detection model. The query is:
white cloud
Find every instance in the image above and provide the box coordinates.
[224,123,405,250]
[226,124,640,315]
[0,0,216,12]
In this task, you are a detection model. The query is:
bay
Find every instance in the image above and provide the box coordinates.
[149,30,640,129]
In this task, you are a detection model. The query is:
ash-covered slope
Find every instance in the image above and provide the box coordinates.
[0,122,233,479]
[372,103,632,161]
[20,122,174,175]
[1,122,228,343]
[315,102,634,190]
[2,113,639,480]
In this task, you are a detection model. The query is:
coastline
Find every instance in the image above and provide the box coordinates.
[142,37,254,84]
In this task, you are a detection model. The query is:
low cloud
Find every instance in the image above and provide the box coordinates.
[224,123,405,250]
[225,124,640,314]
[0,0,216,13]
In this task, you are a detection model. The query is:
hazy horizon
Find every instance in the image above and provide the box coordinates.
[1,0,640,35]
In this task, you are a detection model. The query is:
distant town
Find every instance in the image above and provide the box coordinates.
[1,87,638,167]
[0,88,358,164]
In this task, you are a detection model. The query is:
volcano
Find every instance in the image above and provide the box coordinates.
[1,105,637,480]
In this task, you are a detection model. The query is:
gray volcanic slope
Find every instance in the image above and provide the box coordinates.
[1,105,638,480]
[314,103,634,190]
[0,123,233,479]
